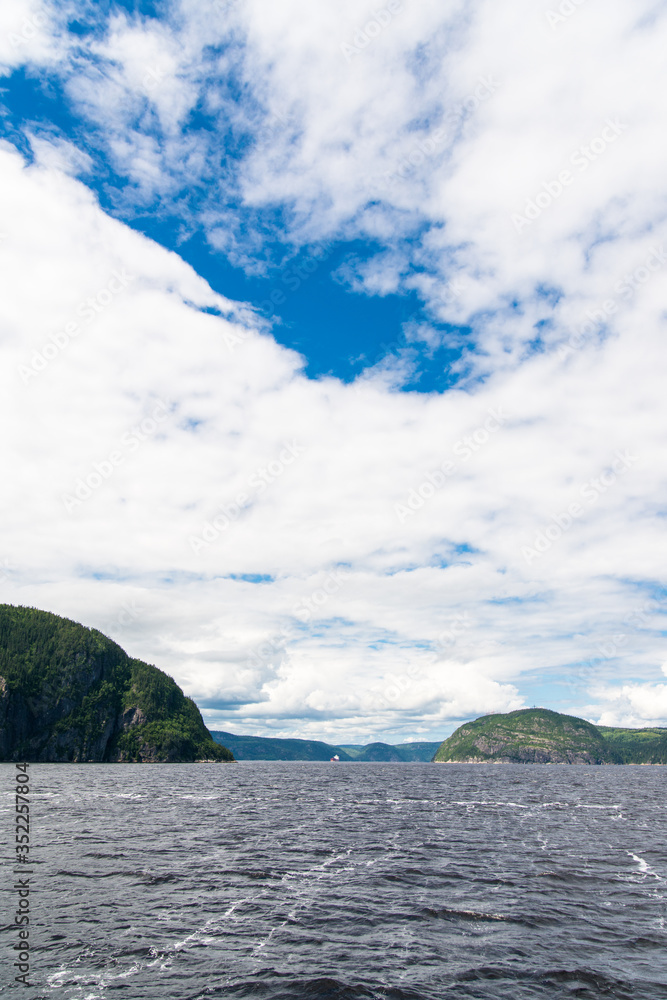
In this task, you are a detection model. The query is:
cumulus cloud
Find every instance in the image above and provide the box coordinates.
[1,0,667,739]
[1,142,666,738]
[0,0,60,72]
[15,0,664,372]
[591,683,667,730]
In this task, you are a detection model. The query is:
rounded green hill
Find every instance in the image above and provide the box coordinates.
[0,605,234,763]
[433,708,613,764]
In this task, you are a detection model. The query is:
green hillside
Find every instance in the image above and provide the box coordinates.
[353,742,404,761]
[210,731,353,761]
[211,734,441,761]
[597,725,667,764]
[353,741,442,761]
[433,708,614,764]
[0,605,233,763]
[394,741,442,762]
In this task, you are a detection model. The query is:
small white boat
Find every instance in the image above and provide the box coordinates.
[330,754,340,761]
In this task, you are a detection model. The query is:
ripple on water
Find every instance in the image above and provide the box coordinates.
[7,761,667,1000]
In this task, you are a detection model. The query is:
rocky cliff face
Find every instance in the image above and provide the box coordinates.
[433,708,614,764]
[0,605,233,763]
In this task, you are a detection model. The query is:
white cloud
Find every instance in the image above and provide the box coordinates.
[0,0,60,72]
[592,683,667,729]
[2,1,667,738]
[16,0,663,375]
[28,133,93,175]
[1,139,667,739]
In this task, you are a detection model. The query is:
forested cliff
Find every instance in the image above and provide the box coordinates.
[0,605,233,763]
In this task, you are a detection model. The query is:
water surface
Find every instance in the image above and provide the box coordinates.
[2,762,666,999]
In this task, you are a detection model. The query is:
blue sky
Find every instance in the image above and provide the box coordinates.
[2,51,471,390]
[1,0,666,741]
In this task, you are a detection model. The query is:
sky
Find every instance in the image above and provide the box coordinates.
[1,0,666,744]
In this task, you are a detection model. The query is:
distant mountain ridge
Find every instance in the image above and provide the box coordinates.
[209,732,354,761]
[212,714,667,765]
[433,709,667,764]
[597,725,667,764]
[210,731,441,762]
[0,605,233,763]
[344,741,442,762]
[6,605,663,768]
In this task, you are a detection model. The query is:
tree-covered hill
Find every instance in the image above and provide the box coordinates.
[391,741,442,762]
[353,742,406,761]
[210,731,354,761]
[597,725,667,764]
[336,742,441,761]
[433,708,614,764]
[0,605,233,763]
[210,733,442,761]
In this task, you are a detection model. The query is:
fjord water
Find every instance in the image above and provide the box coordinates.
[7,763,667,1000]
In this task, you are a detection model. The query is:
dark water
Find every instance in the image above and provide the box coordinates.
[2,763,667,1000]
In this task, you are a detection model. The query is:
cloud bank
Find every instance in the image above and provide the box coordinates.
[1,0,666,740]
